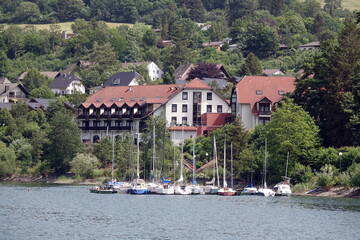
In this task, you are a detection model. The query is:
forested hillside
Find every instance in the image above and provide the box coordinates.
[0,0,360,189]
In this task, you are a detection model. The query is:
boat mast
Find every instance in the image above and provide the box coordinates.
[264,138,267,189]
[223,135,227,188]
[192,136,196,185]
[152,124,156,182]
[112,133,115,182]
[231,142,233,189]
[136,132,140,179]
[214,136,220,187]
[178,126,184,182]
[285,151,289,178]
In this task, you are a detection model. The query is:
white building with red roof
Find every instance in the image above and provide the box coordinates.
[78,78,231,144]
[231,76,296,130]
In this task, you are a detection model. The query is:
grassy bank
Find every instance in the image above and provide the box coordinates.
[2,21,134,32]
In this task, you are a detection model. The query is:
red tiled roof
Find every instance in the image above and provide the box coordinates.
[236,76,295,109]
[184,78,211,90]
[81,84,183,108]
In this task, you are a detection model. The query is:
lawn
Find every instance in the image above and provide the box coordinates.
[2,21,133,32]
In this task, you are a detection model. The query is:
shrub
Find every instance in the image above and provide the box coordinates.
[336,173,351,188]
[316,164,338,188]
[348,163,360,187]
[70,153,98,178]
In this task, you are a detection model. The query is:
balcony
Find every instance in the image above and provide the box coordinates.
[79,126,132,131]
[258,110,272,117]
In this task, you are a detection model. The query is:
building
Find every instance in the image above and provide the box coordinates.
[299,41,320,50]
[49,73,86,95]
[231,76,295,130]
[78,78,231,144]
[0,77,29,103]
[175,64,231,81]
[103,71,142,87]
[121,62,163,81]
[262,69,285,76]
[18,72,61,81]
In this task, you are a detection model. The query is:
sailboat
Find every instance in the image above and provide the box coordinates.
[174,128,191,195]
[90,134,118,194]
[273,152,292,196]
[147,125,160,194]
[257,138,275,197]
[187,136,204,195]
[128,133,150,194]
[218,136,236,196]
[241,150,258,195]
[203,136,220,194]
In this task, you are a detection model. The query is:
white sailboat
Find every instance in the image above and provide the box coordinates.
[188,136,204,195]
[174,128,191,195]
[203,136,220,194]
[273,152,292,196]
[128,133,150,194]
[241,150,258,195]
[257,138,275,197]
[147,125,160,193]
[218,136,236,196]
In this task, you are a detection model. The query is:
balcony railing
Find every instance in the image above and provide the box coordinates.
[79,126,132,131]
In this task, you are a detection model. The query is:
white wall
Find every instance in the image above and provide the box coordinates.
[165,89,230,127]
[148,62,164,80]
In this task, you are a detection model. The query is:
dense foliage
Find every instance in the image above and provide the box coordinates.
[0,1,360,190]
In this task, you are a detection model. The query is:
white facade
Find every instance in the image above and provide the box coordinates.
[164,89,230,127]
[51,80,86,95]
[147,62,164,81]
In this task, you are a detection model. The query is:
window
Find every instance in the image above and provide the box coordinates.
[182,104,188,112]
[217,105,223,113]
[207,105,212,112]
[259,117,271,125]
[182,117,188,126]
[278,90,285,96]
[259,103,270,112]
[182,92,188,100]
[172,104,177,112]
[256,90,263,95]
[207,92,212,100]
[171,117,177,126]
[106,120,111,127]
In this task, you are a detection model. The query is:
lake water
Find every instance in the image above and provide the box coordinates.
[0,182,359,240]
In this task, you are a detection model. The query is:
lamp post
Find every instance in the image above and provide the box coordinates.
[339,152,343,174]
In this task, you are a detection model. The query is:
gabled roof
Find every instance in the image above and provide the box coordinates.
[0,82,29,96]
[49,73,82,89]
[184,78,211,90]
[27,98,57,110]
[103,71,142,87]
[18,72,61,81]
[235,76,295,109]
[201,78,232,89]
[299,41,320,48]
[81,84,184,108]
[0,77,11,84]
[175,64,230,81]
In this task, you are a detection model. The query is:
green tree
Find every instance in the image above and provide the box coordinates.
[324,0,342,17]
[70,153,98,178]
[30,86,55,99]
[241,52,262,76]
[226,0,259,24]
[264,98,320,182]
[14,2,41,23]
[93,136,113,168]
[187,62,225,80]
[0,141,17,177]
[46,105,84,174]
[23,68,50,92]
[0,50,8,77]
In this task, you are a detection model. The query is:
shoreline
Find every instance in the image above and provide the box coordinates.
[2,176,360,199]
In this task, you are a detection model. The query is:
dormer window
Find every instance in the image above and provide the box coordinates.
[256,90,263,95]
[278,90,285,96]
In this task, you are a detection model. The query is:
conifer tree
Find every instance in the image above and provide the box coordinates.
[241,52,262,76]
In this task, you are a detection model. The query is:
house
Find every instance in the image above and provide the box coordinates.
[0,77,29,103]
[48,73,86,95]
[103,71,143,87]
[230,76,296,130]
[202,41,224,51]
[77,78,231,144]
[121,62,163,81]
[18,72,61,81]
[299,41,320,50]
[27,98,74,111]
[262,69,285,76]
[175,64,231,81]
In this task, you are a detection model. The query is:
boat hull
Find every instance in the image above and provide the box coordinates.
[257,188,275,197]
[128,188,150,194]
[218,187,236,196]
